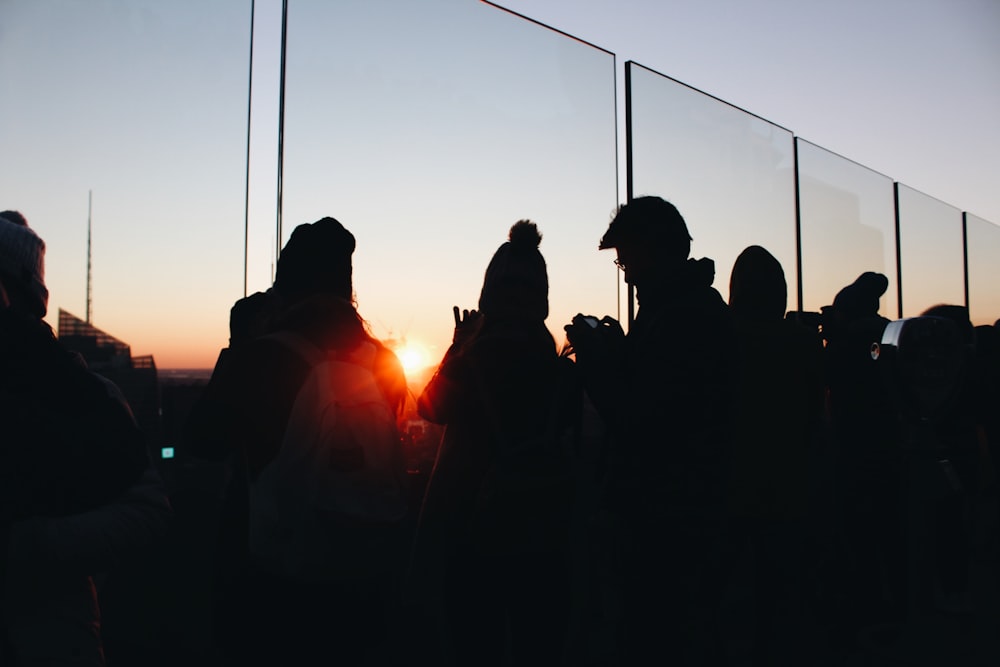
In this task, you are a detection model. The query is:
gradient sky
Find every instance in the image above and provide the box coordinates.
[502,0,1000,225]
[1,0,996,369]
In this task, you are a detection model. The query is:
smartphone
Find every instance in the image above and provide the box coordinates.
[582,316,599,328]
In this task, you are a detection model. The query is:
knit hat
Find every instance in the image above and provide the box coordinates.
[274,216,355,302]
[729,245,787,322]
[0,210,48,317]
[478,220,549,321]
[832,271,889,320]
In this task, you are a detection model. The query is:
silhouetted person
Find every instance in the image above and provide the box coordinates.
[565,196,739,665]
[919,304,981,613]
[973,321,1000,552]
[412,220,580,666]
[821,272,907,638]
[1,211,150,665]
[974,322,1000,466]
[719,245,825,666]
[183,217,409,666]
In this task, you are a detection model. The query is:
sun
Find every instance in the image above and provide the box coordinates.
[395,341,431,376]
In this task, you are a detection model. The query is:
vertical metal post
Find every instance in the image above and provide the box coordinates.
[243,0,255,298]
[276,0,288,266]
[86,190,92,323]
[624,62,635,330]
[793,138,804,312]
[962,212,970,312]
[613,55,621,324]
[894,182,903,319]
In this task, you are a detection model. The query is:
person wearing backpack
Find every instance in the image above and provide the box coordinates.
[412,220,582,667]
[184,216,409,666]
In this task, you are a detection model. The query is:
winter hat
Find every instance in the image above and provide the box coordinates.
[274,216,355,302]
[832,271,889,321]
[728,245,787,322]
[0,210,48,318]
[478,220,549,322]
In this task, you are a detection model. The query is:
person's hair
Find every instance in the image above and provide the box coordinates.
[599,196,691,261]
[277,293,408,418]
[0,210,28,227]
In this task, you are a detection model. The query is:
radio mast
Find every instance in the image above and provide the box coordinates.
[86,190,93,323]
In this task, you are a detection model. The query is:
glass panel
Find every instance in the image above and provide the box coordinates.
[245,0,285,297]
[797,139,898,318]
[965,214,1000,327]
[896,185,965,317]
[626,62,797,310]
[0,0,251,370]
[281,0,618,369]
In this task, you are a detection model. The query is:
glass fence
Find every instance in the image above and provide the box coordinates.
[796,139,899,318]
[625,62,798,310]
[1,0,996,374]
[966,213,1000,327]
[280,0,618,361]
[896,184,965,318]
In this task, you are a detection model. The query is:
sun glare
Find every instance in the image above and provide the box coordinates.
[396,342,430,376]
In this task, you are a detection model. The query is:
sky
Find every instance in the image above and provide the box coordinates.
[500,0,1000,224]
[1,0,997,369]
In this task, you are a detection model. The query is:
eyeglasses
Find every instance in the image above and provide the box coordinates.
[614,258,626,271]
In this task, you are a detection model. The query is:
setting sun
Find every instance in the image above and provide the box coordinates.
[395,341,432,376]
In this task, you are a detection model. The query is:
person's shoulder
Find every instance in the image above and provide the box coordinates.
[371,339,405,376]
[205,331,313,405]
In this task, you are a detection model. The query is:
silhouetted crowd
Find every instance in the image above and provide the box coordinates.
[2,201,998,666]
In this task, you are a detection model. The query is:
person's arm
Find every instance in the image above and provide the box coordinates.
[417,307,480,424]
[6,457,172,575]
[564,314,626,431]
[417,343,466,424]
[182,347,242,462]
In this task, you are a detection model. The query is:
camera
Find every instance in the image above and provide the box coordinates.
[786,308,830,335]
[582,316,599,328]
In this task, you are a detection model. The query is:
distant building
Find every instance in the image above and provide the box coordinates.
[57,308,163,450]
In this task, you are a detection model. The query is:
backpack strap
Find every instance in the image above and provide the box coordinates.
[262,330,379,374]
[259,330,326,368]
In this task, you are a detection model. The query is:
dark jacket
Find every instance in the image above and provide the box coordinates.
[1,309,148,665]
[1,310,146,523]
[727,246,825,519]
[605,257,740,521]
[414,319,579,559]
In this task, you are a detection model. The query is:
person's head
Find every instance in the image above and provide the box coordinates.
[0,210,48,318]
[598,196,691,285]
[728,245,787,323]
[274,216,356,304]
[831,271,889,323]
[478,220,549,322]
[921,303,975,346]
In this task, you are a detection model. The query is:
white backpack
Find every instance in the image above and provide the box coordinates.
[247,332,408,582]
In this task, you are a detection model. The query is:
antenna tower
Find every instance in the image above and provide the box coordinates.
[86,190,93,323]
